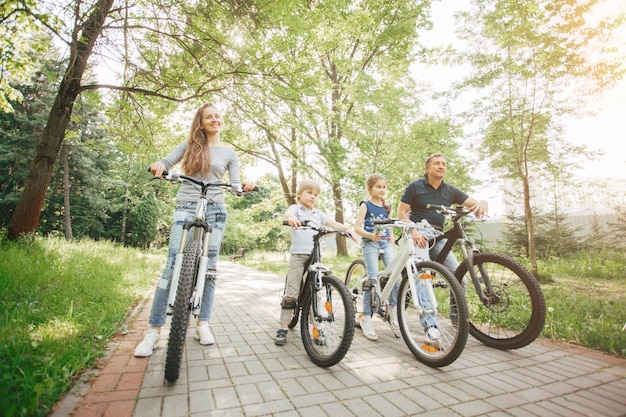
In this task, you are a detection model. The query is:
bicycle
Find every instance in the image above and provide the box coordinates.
[345,219,469,367]
[427,204,546,350]
[283,221,355,367]
[153,171,257,382]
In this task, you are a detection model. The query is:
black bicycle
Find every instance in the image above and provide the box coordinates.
[428,204,546,350]
[283,221,355,367]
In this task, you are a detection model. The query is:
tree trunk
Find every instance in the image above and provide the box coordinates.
[8,0,115,239]
[522,175,538,277]
[62,142,73,241]
[332,181,348,256]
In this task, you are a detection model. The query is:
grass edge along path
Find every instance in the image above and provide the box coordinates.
[0,236,163,417]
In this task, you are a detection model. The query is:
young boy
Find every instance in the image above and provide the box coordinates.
[275,179,357,346]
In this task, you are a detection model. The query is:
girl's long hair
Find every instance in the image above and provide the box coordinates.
[182,103,217,175]
[366,174,391,213]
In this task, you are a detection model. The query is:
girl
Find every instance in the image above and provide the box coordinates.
[354,174,398,341]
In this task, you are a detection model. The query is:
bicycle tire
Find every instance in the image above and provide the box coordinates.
[165,240,200,382]
[301,274,355,367]
[397,260,468,367]
[345,259,383,317]
[455,252,546,350]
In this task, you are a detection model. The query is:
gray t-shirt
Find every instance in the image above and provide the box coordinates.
[287,204,330,255]
[160,141,241,204]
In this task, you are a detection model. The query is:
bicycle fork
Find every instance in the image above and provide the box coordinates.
[166,221,213,316]
[458,239,500,305]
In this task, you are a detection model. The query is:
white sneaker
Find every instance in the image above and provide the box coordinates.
[195,322,215,345]
[134,329,159,357]
[360,316,378,341]
[426,326,440,344]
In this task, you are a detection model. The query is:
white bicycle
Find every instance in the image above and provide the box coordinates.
[153,171,257,382]
[345,219,469,367]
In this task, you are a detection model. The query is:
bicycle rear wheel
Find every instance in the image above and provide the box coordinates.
[345,259,383,317]
[301,274,355,367]
[397,260,468,367]
[165,240,200,382]
[287,306,300,329]
[455,252,545,350]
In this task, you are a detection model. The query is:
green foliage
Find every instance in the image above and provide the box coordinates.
[0,235,163,417]
[0,62,57,227]
[128,191,159,248]
[0,0,54,112]
[501,210,583,259]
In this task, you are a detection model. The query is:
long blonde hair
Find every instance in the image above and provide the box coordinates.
[366,174,390,213]
[182,103,218,175]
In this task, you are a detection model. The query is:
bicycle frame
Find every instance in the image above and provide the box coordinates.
[373,221,440,316]
[430,207,497,305]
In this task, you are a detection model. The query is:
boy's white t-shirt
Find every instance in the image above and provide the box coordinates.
[287,204,329,255]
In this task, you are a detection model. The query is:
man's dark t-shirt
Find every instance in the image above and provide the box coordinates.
[400,177,468,230]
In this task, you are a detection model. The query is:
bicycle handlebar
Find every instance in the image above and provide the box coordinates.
[282,220,353,239]
[373,218,442,237]
[426,204,473,219]
[149,168,259,194]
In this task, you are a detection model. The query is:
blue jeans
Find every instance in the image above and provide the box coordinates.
[362,238,397,316]
[148,201,227,327]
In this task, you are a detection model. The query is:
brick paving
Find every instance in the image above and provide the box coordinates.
[52,262,626,417]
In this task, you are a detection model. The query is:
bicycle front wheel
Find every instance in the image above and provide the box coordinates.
[455,252,546,350]
[165,240,200,382]
[301,274,355,367]
[397,260,468,367]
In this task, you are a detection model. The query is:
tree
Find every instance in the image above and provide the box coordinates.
[221,0,437,255]
[453,0,625,276]
[7,0,116,239]
[5,0,274,239]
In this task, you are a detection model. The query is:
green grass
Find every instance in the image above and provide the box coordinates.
[0,236,163,417]
[239,249,626,358]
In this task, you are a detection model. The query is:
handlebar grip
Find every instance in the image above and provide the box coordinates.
[373,219,395,224]
[426,204,445,211]
[147,167,169,177]
[283,220,310,226]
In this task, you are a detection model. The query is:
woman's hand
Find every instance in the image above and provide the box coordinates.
[149,162,166,178]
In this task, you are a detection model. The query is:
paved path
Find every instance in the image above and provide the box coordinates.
[53,262,626,417]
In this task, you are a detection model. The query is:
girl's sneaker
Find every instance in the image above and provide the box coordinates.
[360,316,378,341]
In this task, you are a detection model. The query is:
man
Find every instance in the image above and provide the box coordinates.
[397,153,488,340]
[397,152,488,268]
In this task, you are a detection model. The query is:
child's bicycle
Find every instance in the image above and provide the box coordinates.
[427,204,546,350]
[345,219,469,367]
[283,221,355,367]
[153,171,257,382]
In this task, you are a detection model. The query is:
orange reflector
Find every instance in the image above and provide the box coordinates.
[419,273,434,280]
[325,301,332,313]
[422,344,440,352]
[313,327,320,339]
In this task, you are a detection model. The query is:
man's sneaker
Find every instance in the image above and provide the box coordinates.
[275,328,287,346]
[387,306,399,330]
[360,316,378,341]
[426,326,441,345]
[134,329,159,357]
[195,322,215,345]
